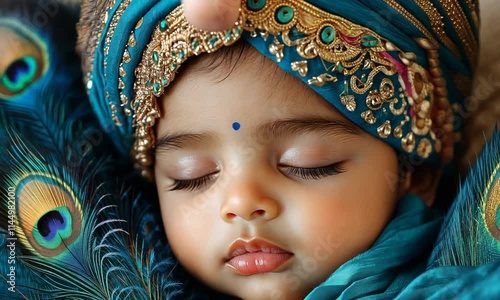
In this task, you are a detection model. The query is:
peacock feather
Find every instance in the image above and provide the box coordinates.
[429,126,500,268]
[395,127,500,298]
[0,1,195,299]
[0,129,186,299]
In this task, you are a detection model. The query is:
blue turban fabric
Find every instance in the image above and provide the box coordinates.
[85,0,479,166]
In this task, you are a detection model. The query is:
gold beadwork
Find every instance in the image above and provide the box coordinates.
[104,0,131,127]
[128,33,137,47]
[402,132,416,153]
[119,65,126,77]
[377,121,392,139]
[123,48,131,63]
[361,110,377,125]
[417,138,432,158]
[340,95,356,112]
[269,42,285,62]
[291,60,308,77]
[414,0,461,58]
[129,6,244,178]
[393,125,404,139]
[308,74,337,87]
[382,0,439,48]
[83,0,117,85]
[439,0,478,66]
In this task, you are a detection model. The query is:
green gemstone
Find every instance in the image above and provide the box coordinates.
[191,39,199,49]
[209,36,218,48]
[153,82,160,93]
[320,26,336,44]
[235,28,241,36]
[337,63,344,72]
[247,0,266,11]
[162,78,168,85]
[146,80,151,87]
[159,19,168,32]
[225,30,232,41]
[361,35,380,47]
[178,50,185,60]
[275,6,294,24]
[152,51,159,64]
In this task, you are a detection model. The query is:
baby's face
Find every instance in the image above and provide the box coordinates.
[155,48,402,299]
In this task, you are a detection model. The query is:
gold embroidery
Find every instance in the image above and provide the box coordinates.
[402,132,416,153]
[413,0,461,58]
[291,60,308,77]
[308,74,337,87]
[439,0,478,66]
[377,121,392,139]
[82,0,117,85]
[340,95,356,112]
[417,138,432,159]
[104,0,131,126]
[465,0,480,29]
[361,110,377,125]
[269,42,285,62]
[117,19,142,118]
[382,0,438,47]
[129,6,244,177]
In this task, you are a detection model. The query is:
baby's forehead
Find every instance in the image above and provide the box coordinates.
[164,42,340,118]
[176,41,283,83]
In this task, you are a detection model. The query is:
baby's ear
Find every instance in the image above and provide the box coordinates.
[406,166,442,207]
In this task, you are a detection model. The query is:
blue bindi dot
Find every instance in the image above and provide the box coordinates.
[232,122,241,131]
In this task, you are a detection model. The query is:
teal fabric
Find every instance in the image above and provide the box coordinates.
[396,261,500,299]
[396,260,500,300]
[305,193,442,299]
[89,0,182,156]
[394,127,500,299]
[87,0,478,163]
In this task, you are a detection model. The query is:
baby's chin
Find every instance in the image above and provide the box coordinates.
[210,272,320,300]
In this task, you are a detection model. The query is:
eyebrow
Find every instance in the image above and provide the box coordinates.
[256,117,361,140]
[154,117,361,153]
[155,132,220,153]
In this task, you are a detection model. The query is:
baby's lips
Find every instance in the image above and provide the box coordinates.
[225,238,292,260]
[226,252,294,275]
[225,238,294,275]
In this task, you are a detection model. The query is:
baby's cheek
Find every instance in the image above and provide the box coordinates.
[162,198,220,275]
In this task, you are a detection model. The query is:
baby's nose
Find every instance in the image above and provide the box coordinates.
[219,177,280,223]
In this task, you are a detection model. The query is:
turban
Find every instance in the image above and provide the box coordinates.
[79,0,479,178]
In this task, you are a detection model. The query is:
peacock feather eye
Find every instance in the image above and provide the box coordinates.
[14,173,83,257]
[33,207,74,250]
[1,56,39,92]
[0,20,48,99]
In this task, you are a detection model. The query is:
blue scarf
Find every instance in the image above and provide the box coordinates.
[306,194,441,299]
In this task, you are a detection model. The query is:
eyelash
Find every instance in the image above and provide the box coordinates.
[168,163,345,192]
[282,163,345,180]
[168,173,217,192]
